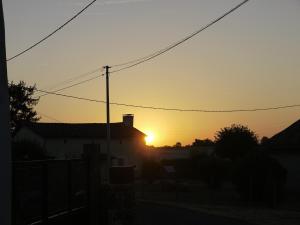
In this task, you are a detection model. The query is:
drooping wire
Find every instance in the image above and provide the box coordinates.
[36,73,104,98]
[7,0,97,61]
[36,89,300,113]
[110,0,250,73]
[38,111,63,123]
[44,67,103,91]
[12,0,249,96]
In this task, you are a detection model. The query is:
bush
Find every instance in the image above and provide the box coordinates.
[141,159,162,183]
[197,156,231,189]
[12,140,49,160]
[233,152,287,207]
[215,124,258,160]
[160,156,231,189]
[165,158,194,179]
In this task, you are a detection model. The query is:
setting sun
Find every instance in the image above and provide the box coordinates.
[145,131,155,145]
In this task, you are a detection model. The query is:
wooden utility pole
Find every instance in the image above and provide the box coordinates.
[104,65,111,183]
[0,1,11,225]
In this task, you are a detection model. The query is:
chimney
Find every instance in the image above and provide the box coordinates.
[123,114,134,127]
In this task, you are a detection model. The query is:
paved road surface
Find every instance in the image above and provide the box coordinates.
[136,202,254,225]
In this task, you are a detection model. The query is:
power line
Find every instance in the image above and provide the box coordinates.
[7,0,97,62]
[110,0,250,73]
[37,68,103,97]
[37,73,104,98]
[36,0,250,101]
[36,89,300,113]
[13,0,250,97]
[35,0,249,96]
[44,67,102,91]
[38,111,63,123]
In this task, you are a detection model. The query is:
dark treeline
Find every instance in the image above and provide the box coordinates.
[141,124,287,207]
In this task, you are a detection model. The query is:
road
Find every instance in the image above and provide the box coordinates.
[136,202,254,225]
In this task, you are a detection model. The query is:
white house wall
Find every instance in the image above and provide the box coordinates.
[44,138,142,162]
[14,127,147,176]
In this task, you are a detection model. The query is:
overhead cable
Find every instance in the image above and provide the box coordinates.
[7,0,97,61]
[37,73,104,98]
[36,89,300,113]
[110,0,250,73]
[44,67,102,91]
[38,111,63,123]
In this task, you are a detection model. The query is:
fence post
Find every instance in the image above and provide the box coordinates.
[84,145,102,225]
[0,0,11,222]
[67,160,72,212]
[11,164,16,225]
[42,162,48,225]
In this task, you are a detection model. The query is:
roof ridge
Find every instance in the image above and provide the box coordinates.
[23,122,146,139]
[27,122,124,125]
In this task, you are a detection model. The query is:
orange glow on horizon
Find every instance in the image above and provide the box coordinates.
[145,131,155,145]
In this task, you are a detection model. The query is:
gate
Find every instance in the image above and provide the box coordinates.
[12,159,89,225]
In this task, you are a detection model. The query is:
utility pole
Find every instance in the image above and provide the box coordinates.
[104,65,111,183]
[0,1,11,225]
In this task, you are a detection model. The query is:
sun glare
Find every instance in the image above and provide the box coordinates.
[145,131,155,145]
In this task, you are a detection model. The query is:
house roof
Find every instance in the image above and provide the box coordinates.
[23,122,146,139]
[269,119,300,149]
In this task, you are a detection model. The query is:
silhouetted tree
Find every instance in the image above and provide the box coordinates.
[192,138,214,147]
[9,81,40,134]
[260,136,270,146]
[174,142,182,148]
[215,124,258,160]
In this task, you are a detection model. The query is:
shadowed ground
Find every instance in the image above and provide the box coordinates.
[136,202,254,225]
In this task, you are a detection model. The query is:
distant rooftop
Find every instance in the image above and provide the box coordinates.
[23,122,145,139]
[269,119,300,149]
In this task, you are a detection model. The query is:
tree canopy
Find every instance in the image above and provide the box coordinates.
[192,138,214,147]
[215,124,258,160]
[173,142,182,148]
[9,81,40,134]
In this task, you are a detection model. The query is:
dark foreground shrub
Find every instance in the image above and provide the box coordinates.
[141,159,162,183]
[197,156,231,189]
[233,152,287,207]
[12,140,49,160]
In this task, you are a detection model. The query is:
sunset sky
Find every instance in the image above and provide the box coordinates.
[3,0,300,146]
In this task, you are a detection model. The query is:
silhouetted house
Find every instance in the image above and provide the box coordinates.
[14,115,146,174]
[267,119,300,201]
[268,119,300,152]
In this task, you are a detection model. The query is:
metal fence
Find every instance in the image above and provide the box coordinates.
[12,159,89,225]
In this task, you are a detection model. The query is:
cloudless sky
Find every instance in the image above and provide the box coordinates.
[3,0,300,146]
